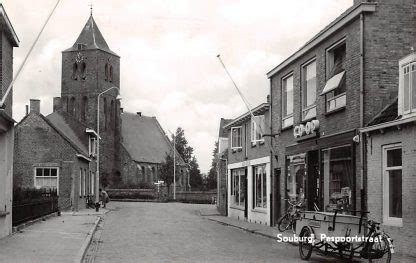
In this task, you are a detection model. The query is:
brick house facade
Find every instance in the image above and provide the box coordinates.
[216,118,232,216]
[14,101,98,211]
[225,103,272,225]
[360,52,416,256]
[267,0,416,224]
[0,3,19,239]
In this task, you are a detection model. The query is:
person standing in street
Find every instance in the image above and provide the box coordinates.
[99,188,109,208]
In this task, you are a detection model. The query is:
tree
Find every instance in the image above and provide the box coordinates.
[189,156,203,189]
[172,127,193,164]
[206,141,219,190]
[159,154,174,196]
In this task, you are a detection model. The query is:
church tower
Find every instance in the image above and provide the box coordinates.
[60,14,121,185]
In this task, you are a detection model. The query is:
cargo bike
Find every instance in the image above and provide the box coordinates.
[295,209,394,262]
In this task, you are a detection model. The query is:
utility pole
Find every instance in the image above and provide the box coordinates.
[173,133,176,200]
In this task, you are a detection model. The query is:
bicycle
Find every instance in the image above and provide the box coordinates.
[277,198,303,232]
[297,209,394,262]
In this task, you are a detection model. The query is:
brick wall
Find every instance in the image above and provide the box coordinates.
[61,49,121,186]
[366,124,416,257]
[269,0,416,218]
[13,113,95,211]
[216,157,227,215]
[227,110,271,165]
[1,32,13,116]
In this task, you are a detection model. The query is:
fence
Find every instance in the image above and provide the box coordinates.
[12,188,59,226]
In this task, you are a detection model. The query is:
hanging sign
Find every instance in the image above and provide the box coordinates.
[293,120,320,139]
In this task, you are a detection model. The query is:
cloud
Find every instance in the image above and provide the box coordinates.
[3,0,353,173]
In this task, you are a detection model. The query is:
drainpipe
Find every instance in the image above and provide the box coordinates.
[359,13,366,212]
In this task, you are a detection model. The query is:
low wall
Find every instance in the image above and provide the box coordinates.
[171,191,217,204]
[107,188,217,204]
[106,189,157,200]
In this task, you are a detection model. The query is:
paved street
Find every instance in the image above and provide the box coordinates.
[86,202,344,263]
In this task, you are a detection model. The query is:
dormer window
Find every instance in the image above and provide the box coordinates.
[399,53,416,116]
[77,43,86,50]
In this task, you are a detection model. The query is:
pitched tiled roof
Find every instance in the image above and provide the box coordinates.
[121,112,185,165]
[45,111,89,156]
[64,15,118,56]
[367,98,399,126]
[218,118,232,138]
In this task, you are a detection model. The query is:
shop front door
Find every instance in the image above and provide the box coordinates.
[307,150,320,211]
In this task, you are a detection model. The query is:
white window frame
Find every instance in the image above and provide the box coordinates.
[399,53,416,116]
[302,59,317,120]
[324,39,347,113]
[282,74,294,128]
[91,172,95,195]
[34,167,59,195]
[382,144,403,227]
[83,169,87,197]
[79,168,83,197]
[89,136,97,157]
[251,115,265,143]
[253,165,267,209]
[231,126,242,149]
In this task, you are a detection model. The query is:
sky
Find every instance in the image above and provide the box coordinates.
[2,0,352,173]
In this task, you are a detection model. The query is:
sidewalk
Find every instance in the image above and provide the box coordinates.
[200,207,416,263]
[0,208,108,263]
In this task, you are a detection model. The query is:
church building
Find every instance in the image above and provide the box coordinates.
[13,14,189,210]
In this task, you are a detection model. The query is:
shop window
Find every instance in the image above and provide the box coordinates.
[251,115,265,143]
[383,144,402,226]
[231,127,242,149]
[399,54,416,116]
[302,60,317,120]
[322,39,346,112]
[253,165,267,209]
[286,154,306,205]
[35,167,58,194]
[321,145,353,212]
[91,172,95,195]
[282,74,294,128]
[231,169,246,207]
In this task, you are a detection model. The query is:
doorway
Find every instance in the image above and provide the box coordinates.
[307,150,320,211]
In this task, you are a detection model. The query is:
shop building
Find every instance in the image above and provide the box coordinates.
[267,0,416,223]
[225,103,271,225]
[360,52,416,256]
[216,118,232,216]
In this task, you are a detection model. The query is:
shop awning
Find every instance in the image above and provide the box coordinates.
[320,71,345,95]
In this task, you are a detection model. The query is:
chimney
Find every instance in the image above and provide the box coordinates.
[30,99,40,114]
[53,97,62,112]
[25,105,29,116]
[137,112,142,116]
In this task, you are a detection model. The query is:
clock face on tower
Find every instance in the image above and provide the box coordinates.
[75,52,84,63]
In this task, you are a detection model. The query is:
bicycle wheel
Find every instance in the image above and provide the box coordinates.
[299,226,313,260]
[367,235,391,263]
[277,214,291,232]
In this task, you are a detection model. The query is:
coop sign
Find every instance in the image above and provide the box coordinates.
[293,120,320,139]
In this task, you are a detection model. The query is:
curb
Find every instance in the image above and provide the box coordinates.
[206,217,298,246]
[74,216,101,263]
[12,212,59,234]
[61,209,110,217]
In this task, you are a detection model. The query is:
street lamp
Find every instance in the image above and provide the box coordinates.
[96,86,121,205]
[167,130,176,200]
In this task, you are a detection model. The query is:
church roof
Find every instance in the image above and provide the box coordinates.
[64,15,118,56]
[121,112,185,165]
